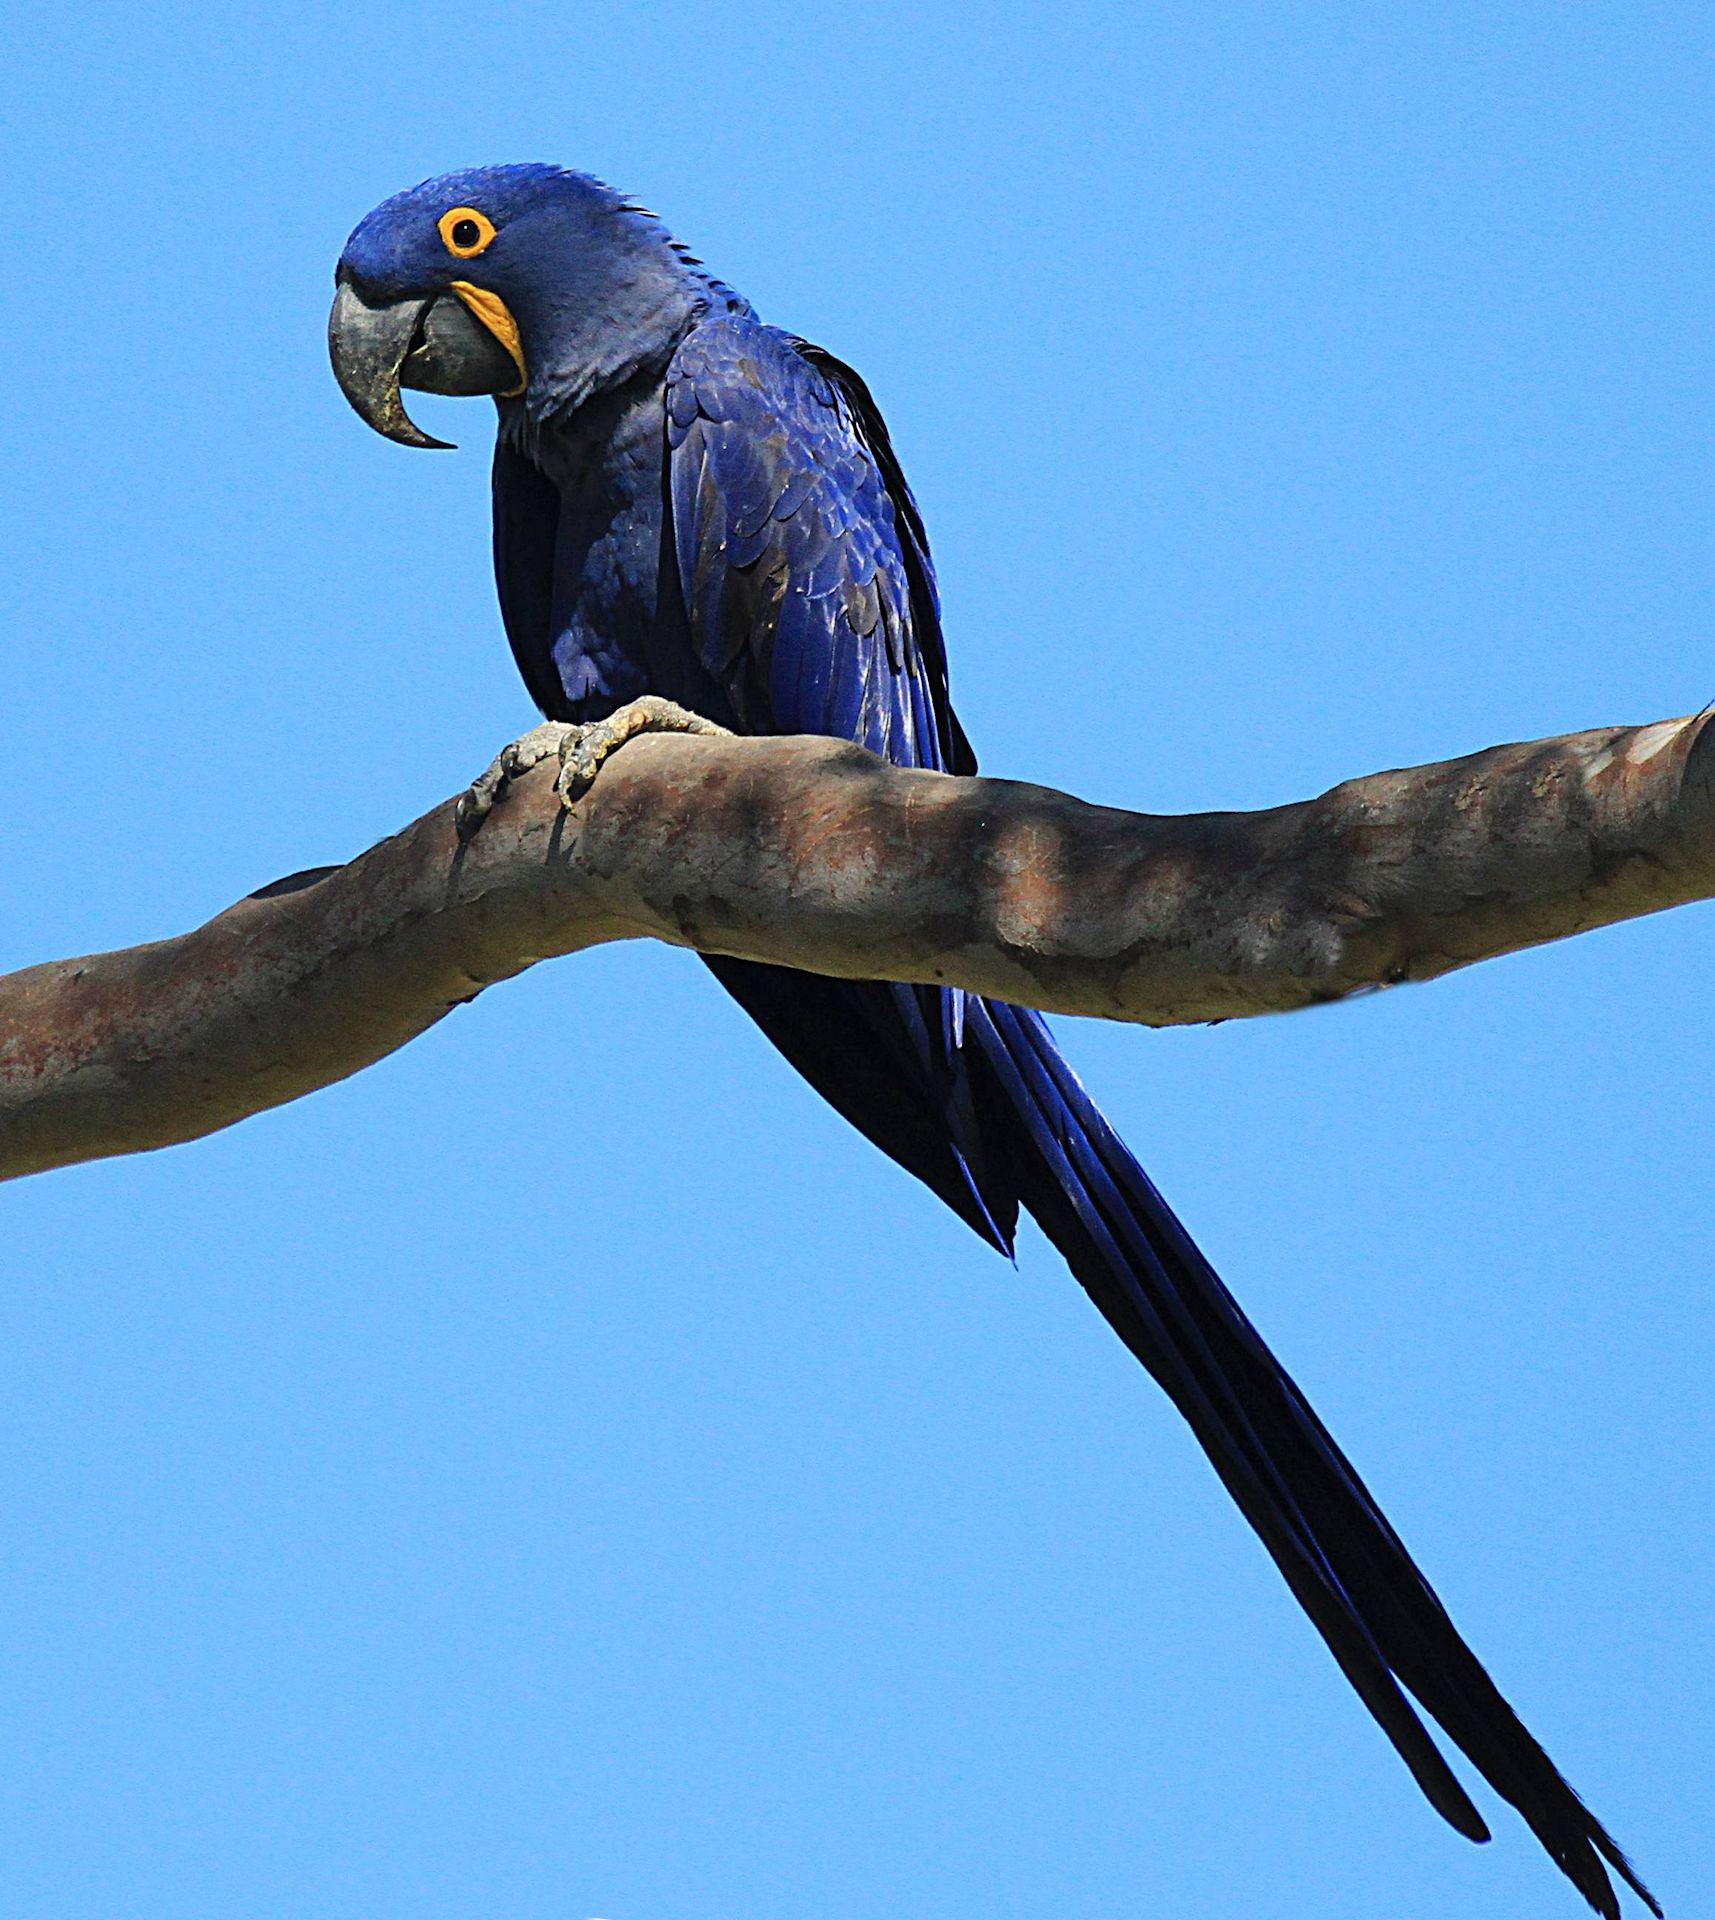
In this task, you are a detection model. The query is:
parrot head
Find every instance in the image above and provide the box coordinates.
[329,164,718,448]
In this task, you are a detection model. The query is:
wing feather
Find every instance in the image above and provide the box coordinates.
[666,317,963,772]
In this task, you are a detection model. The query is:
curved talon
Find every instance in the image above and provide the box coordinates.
[459,702,730,835]
[554,696,730,801]
[456,722,580,839]
[554,724,612,800]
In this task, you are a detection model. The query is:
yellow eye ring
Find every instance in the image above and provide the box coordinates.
[438,206,496,259]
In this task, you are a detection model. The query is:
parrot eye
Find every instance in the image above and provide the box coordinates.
[438,207,497,259]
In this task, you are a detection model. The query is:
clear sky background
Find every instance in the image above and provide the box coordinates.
[3,3,1710,1916]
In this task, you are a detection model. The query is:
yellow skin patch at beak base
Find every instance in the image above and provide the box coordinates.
[448,281,527,396]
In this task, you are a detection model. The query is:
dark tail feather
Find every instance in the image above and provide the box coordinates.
[968,998,1658,1920]
[702,956,1017,1252]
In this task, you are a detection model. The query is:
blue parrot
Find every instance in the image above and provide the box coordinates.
[329,165,1655,1917]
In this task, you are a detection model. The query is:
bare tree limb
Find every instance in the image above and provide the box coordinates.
[3,710,1712,1182]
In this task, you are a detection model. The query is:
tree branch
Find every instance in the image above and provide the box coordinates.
[3,710,1712,1181]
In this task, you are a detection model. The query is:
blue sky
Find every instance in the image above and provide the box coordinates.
[3,2,1710,1915]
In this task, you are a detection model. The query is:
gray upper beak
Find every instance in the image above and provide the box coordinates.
[328,277,520,450]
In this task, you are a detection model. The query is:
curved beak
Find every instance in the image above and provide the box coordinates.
[328,278,521,450]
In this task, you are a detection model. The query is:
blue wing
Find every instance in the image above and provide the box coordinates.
[657,315,1654,1920]
[666,317,1008,1246]
[666,317,972,772]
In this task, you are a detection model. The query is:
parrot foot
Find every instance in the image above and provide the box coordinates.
[455,700,730,840]
[455,722,577,839]
[552,695,730,799]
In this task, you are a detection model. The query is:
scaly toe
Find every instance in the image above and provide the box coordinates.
[547,699,732,807]
[457,722,580,839]
[554,724,612,799]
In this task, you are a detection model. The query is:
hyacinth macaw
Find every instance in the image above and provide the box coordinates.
[328,165,1655,1917]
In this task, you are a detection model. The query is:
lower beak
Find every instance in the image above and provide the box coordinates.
[328,279,521,449]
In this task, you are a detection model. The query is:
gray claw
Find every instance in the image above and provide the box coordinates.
[456,722,580,840]
[553,696,730,801]
[459,702,730,837]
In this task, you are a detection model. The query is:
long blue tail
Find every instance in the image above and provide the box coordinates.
[703,954,1655,1917]
[967,997,1655,1920]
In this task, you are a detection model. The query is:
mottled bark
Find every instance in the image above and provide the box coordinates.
[3,711,1711,1181]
